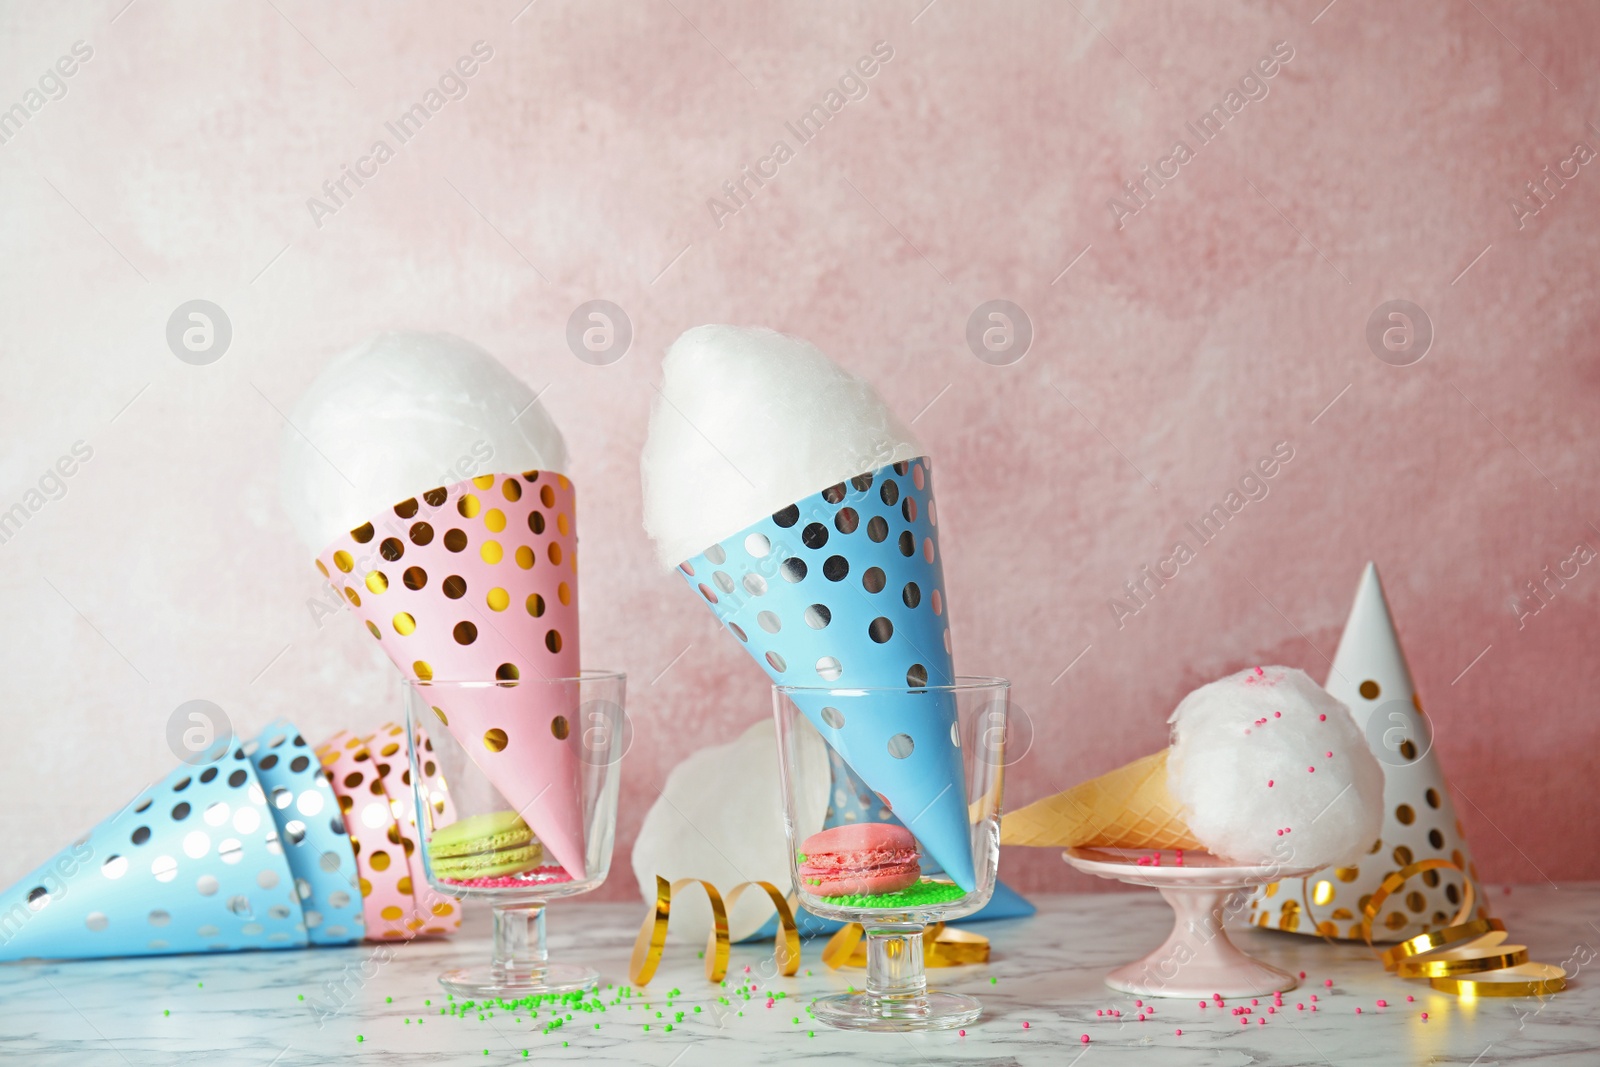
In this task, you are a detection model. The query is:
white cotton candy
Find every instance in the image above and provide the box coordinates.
[640,325,923,568]
[1167,666,1384,869]
[279,332,567,553]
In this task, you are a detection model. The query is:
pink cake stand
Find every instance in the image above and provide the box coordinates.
[1064,847,1325,999]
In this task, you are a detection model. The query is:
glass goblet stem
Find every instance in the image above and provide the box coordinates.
[491,903,549,987]
[864,925,930,1017]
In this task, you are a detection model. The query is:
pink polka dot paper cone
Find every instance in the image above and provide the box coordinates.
[315,470,587,880]
[318,729,460,940]
[676,457,975,891]
[0,746,306,961]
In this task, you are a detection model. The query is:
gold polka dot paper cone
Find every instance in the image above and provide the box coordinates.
[1000,749,1203,851]
[1247,563,1485,941]
[315,471,587,880]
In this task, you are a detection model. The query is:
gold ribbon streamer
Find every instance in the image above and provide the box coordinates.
[821,922,990,969]
[629,876,800,986]
[1359,860,1566,996]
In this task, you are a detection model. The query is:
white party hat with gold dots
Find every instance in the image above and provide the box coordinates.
[1247,563,1486,942]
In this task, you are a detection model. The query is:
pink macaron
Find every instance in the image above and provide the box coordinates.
[798,823,921,897]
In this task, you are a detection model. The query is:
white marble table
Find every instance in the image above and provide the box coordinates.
[2,885,1594,1066]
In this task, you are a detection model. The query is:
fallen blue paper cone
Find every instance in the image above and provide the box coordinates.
[0,746,307,961]
[678,457,975,891]
[249,719,363,945]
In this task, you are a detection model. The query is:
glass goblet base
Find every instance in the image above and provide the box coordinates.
[437,962,599,999]
[813,989,982,1032]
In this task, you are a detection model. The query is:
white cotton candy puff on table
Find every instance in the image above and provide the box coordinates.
[279,331,567,553]
[640,325,924,568]
[1167,666,1384,869]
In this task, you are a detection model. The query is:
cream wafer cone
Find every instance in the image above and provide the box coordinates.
[1001,750,1202,851]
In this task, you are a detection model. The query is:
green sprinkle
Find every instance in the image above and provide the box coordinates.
[643,1024,650,1031]
[809,1030,815,1037]
[197,982,203,988]
[694,1006,701,1013]
[356,1036,364,1043]
[990,976,997,984]
[664,1024,673,1032]
[522,1053,528,1058]
[386,996,392,1003]
[163,1010,169,1017]
[296,994,303,1001]
[425,999,431,1005]
[792,1017,800,1024]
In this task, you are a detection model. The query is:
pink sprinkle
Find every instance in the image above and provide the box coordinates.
[1138,1014,1146,1022]
[1406,995,1414,1002]
[1135,1000,1143,1007]
[1113,1010,1121,1017]
[1081,1035,1090,1044]
[1308,766,1315,773]
[1421,1012,1429,1021]
[1251,999,1258,1006]
[1269,1007,1276,1013]
[1312,1005,1318,1012]
[958,1029,966,1037]
[1255,666,1264,675]
[1298,971,1306,979]
[1297,1004,1304,1010]
[1268,779,1274,787]
[1356,1008,1362,1014]
[1022,1021,1030,1029]
[766,998,774,1008]
[1324,980,1333,988]
[1376,999,1387,1008]
[1319,714,1326,721]
[743,965,751,973]
[1176,1029,1183,1036]
[1311,994,1319,1001]
[1326,751,1333,758]
[1199,1001,1207,1008]
[1096,1010,1102,1016]
[1258,1018,1266,1026]
[1277,829,1284,836]
[1240,1019,1249,1027]
[1274,711,1281,718]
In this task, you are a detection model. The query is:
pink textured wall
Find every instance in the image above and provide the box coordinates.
[1,1,1596,901]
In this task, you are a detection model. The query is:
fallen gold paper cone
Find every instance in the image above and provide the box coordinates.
[1000,750,1202,851]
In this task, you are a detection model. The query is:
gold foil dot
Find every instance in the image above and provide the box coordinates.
[473,474,495,490]
[365,571,388,595]
[442,575,466,599]
[370,851,390,872]
[540,485,555,508]
[1396,804,1415,825]
[1399,739,1417,760]
[453,621,478,645]
[395,498,419,519]
[481,540,503,564]
[1384,911,1408,931]
[558,582,571,606]
[545,629,562,654]
[1446,883,1460,904]
[1335,865,1360,882]
[432,902,454,916]
[1263,881,1279,898]
[315,559,328,577]
[1359,679,1381,700]
[485,508,506,533]
[380,905,402,921]
[522,470,540,482]
[413,660,433,681]
[343,587,361,607]
[528,511,546,535]
[1428,828,1445,849]
[410,522,434,546]
[393,613,416,636]
[1425,788,1441,808]
[443,529,468,553]
[515,546,535,569]
[486,587,510,612]
[502,479,521,501]
[423,487,448,507]
[1423,868,1441,887]
[380,538,404,562]
[432,706,447,725]
[548,542,563,566]
[397,877,412,895]
[1315,920,1338,937]
[526,593,546,617]
[403,567,427,591]
[495,663,520,685]
[551,716,569,740]
[333,550,354,573]
[557,513,571,536]
[558,474,570,490]
[483,728,508,752]
[1331,907,1353,921]
[1393,845,1414,866]
[1312,880,1334,906]
[359,878,372,896]
[351,523,374,544]
[366,621,381,640]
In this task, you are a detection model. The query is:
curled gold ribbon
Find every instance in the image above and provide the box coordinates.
[1360,860,1566,996]
[629,876,800,986]
[821,922,990,969]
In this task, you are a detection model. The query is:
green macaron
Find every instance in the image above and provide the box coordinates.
[429,811,542,879]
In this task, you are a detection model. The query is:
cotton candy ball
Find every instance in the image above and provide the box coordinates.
[279,332,566,553]
[640,325,923,568]
[1167,666,1383,868]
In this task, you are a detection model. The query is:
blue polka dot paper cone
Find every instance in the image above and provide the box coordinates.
[678,457,975,891]
[249,719,363,945]
[0,748,307,961]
